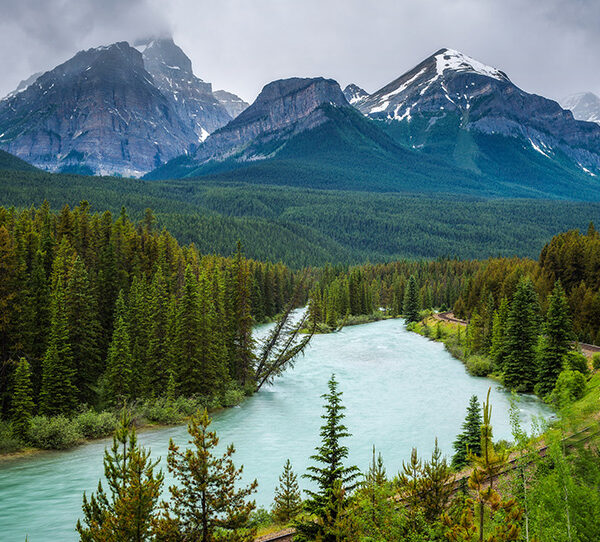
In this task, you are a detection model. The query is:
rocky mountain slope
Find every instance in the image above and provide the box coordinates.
[560,92,600,124]
[213,89,249,118]
[343,84,369,106]
[357,48,600,182]
[0,39,245,176]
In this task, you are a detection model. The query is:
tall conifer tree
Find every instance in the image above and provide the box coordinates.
[537,281,572,397]
[297,375,360,542]
[403,275,420,324]
[504,278,540,392]
[39,276,77,415]
[10,358,35,440]
[104,291,133,403]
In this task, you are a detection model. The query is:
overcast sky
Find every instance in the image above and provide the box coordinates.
[0,0,598,103]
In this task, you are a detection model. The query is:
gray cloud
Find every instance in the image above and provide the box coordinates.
[0,0,599,103]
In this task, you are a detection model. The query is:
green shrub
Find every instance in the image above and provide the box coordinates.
[564,351,590,375]
[28,416,82,449]
[172,396,207,417]
[445,341,466,362]
[222,387,245,407]
[592,353,600,371]
[249,507,273,529]
[139,398,183,425]
[466,355,493,377]
[0,420,23,454]
[74,409,118,439]
[549,370,587,408]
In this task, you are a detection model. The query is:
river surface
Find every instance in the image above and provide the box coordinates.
[0,318,553,541]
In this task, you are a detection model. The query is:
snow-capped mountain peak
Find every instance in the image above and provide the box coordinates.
[343,84,369,106]
[560,92,600,124]
[433,48,509,81]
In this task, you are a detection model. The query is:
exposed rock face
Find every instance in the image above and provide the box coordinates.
[343,83,369,106]
[0,42,197,176]
[359,48,600,176]
[136,38,233,141]
[193,77,349,163]
[560,92,600,124]
[0,39,244,176]
[213,89,249,118]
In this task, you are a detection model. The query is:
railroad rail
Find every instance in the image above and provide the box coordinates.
[255,528,295,542]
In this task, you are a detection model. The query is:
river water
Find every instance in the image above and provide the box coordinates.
[0,318,552,540]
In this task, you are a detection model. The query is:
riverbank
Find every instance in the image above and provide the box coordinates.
[0,392,246,462]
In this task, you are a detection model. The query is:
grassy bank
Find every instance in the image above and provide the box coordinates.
[408,315,499,379]
[0,386,248,459]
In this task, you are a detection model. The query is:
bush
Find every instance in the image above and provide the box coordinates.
[74,409,118,439]
[222,386,245,407]
[466,355,493,377]
[549,370,587,408]
[138,398,184,425]
[172,396,207,417]
[445,341,466,362]
[28,415,82,449]
[564,351,590,375]
[249,507,273,529]
[592,353,600,371]
[0,420,23,454]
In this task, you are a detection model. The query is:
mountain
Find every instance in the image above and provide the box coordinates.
[146,76,496,194]
[358,48,600,187]
[2,72,43,100]
[560,92,600,124]
[0,149,38,171]
[214,89,249,118]
[134,38,232,140]
[343,84,369,105]
[0,39,242,176]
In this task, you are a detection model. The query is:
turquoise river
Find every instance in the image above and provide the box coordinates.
[0,318,553,540]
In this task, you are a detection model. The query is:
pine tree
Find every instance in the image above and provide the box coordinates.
[76,409,163,541]
[451,395,482,470]
[537,281,572,398]
[158,409,257,542]
[145,268,171,394]
[66,255,102,404]
[39,276,77,415]
[403,275,420,324]
[0,225,18,364]
[504,277,540,392]
[104,291,133,403]
[273,459,302,524]
[297,374,360,542]
[489,297,509,371]
[422,439,454,522]
[10,358,35,440]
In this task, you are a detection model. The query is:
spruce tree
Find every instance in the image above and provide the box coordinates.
[10,358,35,440]
[77,409,163,541]
[403,275,420,324]
[273,459,302,524]
[537,281,572,398]
[297,374,360,542]
[489,297,509,371]
[66,256,102,404]
[145,268,171,394]
[104,291,133,403]
[158,409,257,542]
[504,277,540,392]
[451,395,482,470]
[39,276,77,415]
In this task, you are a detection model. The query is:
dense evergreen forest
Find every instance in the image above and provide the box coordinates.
[308,226,600,403]
[0,202,305,447]
[309,226,600,343]
[1,168,599,266]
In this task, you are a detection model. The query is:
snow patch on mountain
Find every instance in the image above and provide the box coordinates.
[435,49,508,81]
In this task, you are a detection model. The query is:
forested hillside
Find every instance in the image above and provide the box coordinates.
[0,202,300,424]
[1,168,599,266]
[309,226,600,344]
